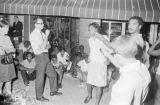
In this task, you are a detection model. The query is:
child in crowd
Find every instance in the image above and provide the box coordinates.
[70,52,82,78]
[18,52,36,86]
[19,41,33,53]
[50,54,63,88]
[78,45,87,59]
[19,40,33,60]
[76,55,89,87]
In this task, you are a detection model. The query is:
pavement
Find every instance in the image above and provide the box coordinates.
[5,72,154,105]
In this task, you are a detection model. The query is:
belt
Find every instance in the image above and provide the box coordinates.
[43,52,48,54]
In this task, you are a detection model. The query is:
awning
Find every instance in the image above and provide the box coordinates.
[0,0,160,22]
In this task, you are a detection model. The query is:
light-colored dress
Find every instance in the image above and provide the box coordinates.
[87,37,107,87]
[0,35,16,82]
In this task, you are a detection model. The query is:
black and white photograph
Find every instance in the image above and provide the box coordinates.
[0,0,160,105]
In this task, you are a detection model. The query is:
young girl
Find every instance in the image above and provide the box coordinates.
[76,55,89,87]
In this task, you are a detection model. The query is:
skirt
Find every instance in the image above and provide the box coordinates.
[0,56,16,82]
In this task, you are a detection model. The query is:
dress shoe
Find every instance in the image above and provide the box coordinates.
[84,96,92,103]
[50,91,63,96]
[37,97,49,102]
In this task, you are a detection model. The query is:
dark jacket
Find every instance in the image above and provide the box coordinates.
[13,21,23,37]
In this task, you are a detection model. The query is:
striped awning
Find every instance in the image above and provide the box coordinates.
[0,0,160,22]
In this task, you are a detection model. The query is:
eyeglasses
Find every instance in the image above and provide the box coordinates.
[36,23,44,25]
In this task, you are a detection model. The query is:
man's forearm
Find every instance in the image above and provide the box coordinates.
[19,65,34,71]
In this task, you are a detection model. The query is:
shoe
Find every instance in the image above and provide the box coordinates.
[50,91,63,96]
[37,97,49,102]
[84,96,92,103]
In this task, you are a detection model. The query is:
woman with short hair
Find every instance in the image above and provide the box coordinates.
[84,22,111,105]
[0,19,16,95]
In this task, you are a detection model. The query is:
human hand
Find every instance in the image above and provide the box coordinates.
[45,29,50,37]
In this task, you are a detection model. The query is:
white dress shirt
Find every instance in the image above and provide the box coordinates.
[29,29,48,55]
[109,61,151,105]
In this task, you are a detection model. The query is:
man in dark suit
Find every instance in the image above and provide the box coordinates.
[12,16,23,43]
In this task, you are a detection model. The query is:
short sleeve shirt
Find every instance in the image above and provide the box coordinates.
[20,59,36,69]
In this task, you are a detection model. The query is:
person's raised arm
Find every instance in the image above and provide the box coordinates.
[148,39,160,56]
[102,51,121,69]
[95,33,116,52]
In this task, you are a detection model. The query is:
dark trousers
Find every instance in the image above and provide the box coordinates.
[21,70,36,84]
[35,53,58,99]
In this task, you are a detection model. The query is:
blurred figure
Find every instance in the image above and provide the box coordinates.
[48,38,59,60]
[12,16,23,43]
[69,52,82,78]
[78,45,87,59]
[64,37,70,54]
[0,19,16,96]
[148,35,160,105]
[76,55,89,87]
[103,35,151,105]
[19,40,33,60]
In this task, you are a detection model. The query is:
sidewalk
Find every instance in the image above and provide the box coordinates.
[9,72,154,105]
[11,72,111,105]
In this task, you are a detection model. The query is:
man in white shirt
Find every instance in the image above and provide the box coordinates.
[30,17,61,102]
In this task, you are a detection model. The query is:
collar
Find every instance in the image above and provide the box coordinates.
[34,28,41,33]
[120,60,140,73]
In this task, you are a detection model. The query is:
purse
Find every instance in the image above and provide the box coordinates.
[1,51,14,64]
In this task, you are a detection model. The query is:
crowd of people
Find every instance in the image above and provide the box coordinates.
[0,15,160,105]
